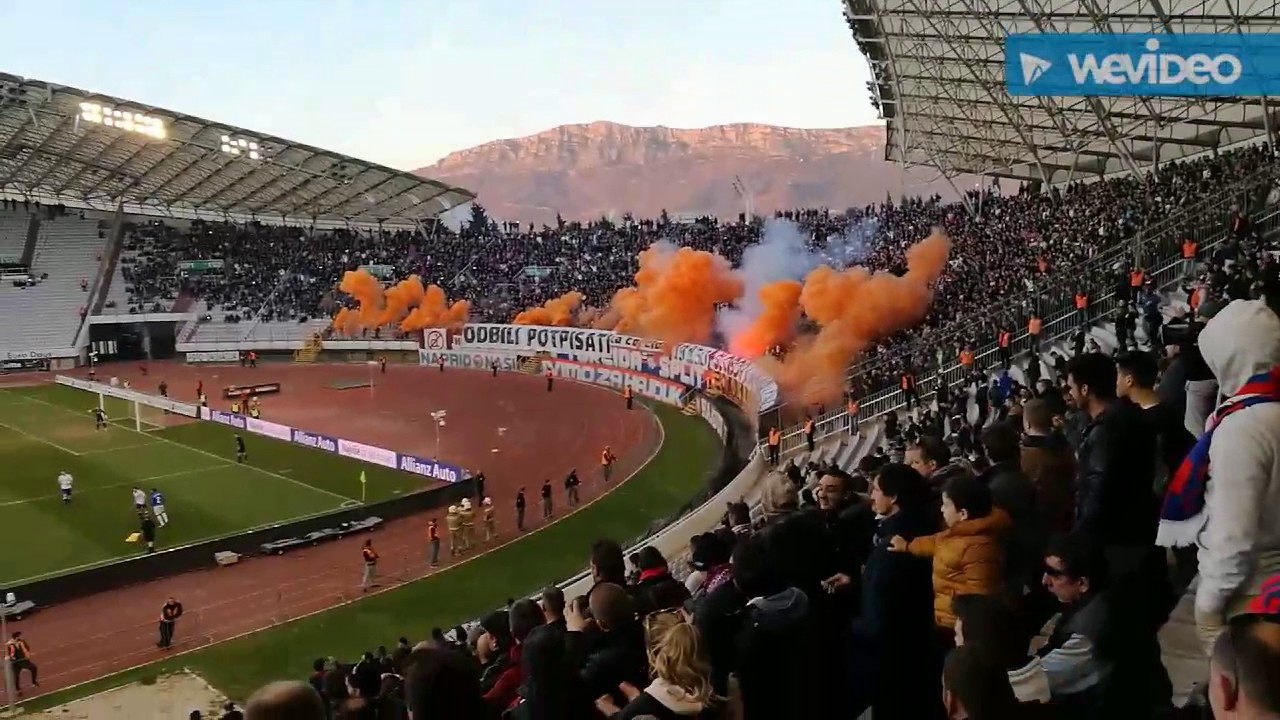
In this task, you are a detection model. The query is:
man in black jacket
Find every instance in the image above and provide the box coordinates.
[577,583,647,711]
[1064,353,1161,564]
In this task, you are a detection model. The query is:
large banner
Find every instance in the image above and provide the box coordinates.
[441,324,778,415]
[417,349,522,372]
[201,407,464,484]
[455,324,664,356]
[540,358,691,407]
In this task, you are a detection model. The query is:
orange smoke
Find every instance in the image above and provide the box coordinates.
[332,268,469,335]
[596,243,743,347]
[513,291,585,326]
[402,284,469,332]
[761,228,952,404]
[728,280,803,358]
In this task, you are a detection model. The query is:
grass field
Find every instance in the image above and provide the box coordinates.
[0,384,433,585]
[22,402,720,708]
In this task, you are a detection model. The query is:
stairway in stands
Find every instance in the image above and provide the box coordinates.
[293,333,323,363]
[519,355,545,374]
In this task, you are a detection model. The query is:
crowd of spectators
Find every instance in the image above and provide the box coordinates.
[210,214,1280,720]
[115,144,1277,389]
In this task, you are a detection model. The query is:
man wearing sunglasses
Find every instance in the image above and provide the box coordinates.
[1008,533,1172,715]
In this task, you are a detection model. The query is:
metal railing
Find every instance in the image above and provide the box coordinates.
[763,164,1280,449]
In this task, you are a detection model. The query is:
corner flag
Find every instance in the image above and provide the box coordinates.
[359,470,368,503]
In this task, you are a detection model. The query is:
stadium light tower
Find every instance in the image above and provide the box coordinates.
[78,102,166,140]
[220,135,262,160]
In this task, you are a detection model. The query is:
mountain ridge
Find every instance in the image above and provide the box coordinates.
[416,121,962,225]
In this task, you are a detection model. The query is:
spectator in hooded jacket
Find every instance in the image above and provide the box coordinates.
[890,474,1010,632]
[632,546,691,617]
[849,463,941,718]
[1156,299,1280,654]
[726,530,826,720]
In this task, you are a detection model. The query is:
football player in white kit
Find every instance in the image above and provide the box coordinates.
[132,486,147,515]
[58,470,73,502]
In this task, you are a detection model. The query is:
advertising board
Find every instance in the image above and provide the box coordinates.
[202,407,463,482]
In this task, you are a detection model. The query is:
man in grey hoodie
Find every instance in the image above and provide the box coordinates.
[1160,299,1280,654]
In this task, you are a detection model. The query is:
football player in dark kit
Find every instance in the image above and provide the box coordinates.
[235,434,247,463]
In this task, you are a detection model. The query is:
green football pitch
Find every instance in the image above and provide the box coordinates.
[19,402,718,709]
[0,384,430,586]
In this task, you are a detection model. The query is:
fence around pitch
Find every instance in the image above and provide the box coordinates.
[764,169,1280,452]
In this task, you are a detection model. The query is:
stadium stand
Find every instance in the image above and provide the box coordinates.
[0,213,105,352]
[0,206,30,266]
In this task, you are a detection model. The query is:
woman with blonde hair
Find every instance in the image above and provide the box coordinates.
[595,610,714,719]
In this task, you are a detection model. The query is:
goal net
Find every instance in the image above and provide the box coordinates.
[54,375,201,433]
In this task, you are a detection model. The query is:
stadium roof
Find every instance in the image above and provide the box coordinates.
[0,73,475,228]
[844,0,1280,185]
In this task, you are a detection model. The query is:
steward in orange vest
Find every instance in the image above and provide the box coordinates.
[767,426,781,466]
[623,385,634,410]
[803,417,816,452]
[997,329,1013,369]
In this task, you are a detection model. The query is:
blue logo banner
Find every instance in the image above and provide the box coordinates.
[1005,33,1280,97]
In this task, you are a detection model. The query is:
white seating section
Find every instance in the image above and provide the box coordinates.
[0,216,106,351]
[187,318,330,345]
[0,209,30,262]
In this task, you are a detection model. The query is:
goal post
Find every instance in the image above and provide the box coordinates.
[54,375,201,432]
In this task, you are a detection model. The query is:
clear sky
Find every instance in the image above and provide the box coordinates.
[0,0,878,171]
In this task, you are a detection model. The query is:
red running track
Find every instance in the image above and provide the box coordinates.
[3,361,661,702]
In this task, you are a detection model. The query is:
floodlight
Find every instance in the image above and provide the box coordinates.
[219,134,264,161]
[77,101,166,140]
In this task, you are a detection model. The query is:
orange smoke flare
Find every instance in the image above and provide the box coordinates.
[764,228,951,405]
[728,280,803,358]
[513,291,586,326]
[596,243,743,347]
[333,268,470,334]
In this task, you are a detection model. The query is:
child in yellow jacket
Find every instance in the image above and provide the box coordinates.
[890,474,1011,628]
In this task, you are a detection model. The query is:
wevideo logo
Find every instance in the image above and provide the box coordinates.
[1006,33,1280,97]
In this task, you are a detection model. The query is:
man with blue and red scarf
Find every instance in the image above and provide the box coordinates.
[1155,298,1280,655]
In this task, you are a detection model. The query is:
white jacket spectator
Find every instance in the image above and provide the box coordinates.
[1193,299,1280,652]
